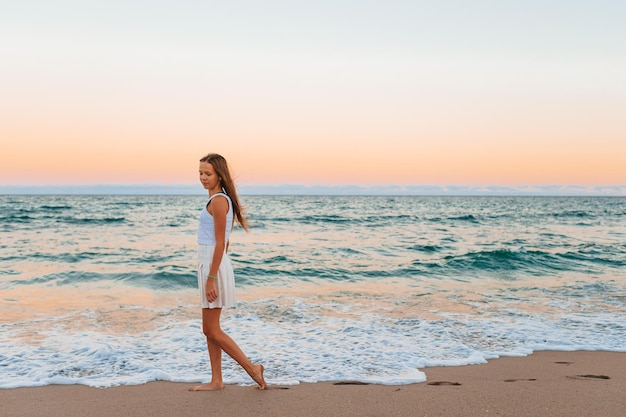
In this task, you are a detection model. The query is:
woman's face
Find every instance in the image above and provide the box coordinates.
[199,162,221,193]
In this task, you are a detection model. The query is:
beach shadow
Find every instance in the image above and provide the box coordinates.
[554,361,573,365]
[427,381,462,386]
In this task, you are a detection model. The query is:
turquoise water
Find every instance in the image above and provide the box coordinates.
[1,195,625,387]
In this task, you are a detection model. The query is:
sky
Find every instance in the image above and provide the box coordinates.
[1,0,625,193]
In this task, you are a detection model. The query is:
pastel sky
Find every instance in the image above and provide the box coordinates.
[2,0,625,188]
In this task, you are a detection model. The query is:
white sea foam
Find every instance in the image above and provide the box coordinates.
[1,290,624,389]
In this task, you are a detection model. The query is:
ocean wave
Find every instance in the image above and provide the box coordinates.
[446,214,480,223]
[407,244,446,253]
[559,246,626,267]
[3,270,196,290]
[411,246,625,279]
[58,217,126,225]
[40,204,73,211]
[552,210,595,218]
[0,214,127,226]
[0,214,36,224]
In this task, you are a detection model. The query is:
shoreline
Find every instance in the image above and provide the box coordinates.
[1,351,624,417]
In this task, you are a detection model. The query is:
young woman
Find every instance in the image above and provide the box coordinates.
[191,153,266,391]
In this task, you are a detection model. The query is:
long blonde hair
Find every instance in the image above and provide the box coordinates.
[199,153,249,231]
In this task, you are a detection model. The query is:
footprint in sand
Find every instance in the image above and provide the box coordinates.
[333,381,370,385]
[567,374,610,380]
[504,378,537,382]
[427,381,462,386]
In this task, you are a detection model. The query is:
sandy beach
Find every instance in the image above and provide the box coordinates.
[1,351,624,417]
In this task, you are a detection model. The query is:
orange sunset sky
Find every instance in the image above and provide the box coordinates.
[1,1,625,191]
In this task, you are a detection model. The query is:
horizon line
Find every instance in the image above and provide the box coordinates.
[1,183,625,197]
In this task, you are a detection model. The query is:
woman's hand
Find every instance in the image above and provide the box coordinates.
[206,278,218,303]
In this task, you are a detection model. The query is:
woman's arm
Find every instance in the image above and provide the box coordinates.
[205,195,228,302]
[209,196,228,275]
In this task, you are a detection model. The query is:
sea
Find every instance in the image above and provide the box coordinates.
[1,195,625,388]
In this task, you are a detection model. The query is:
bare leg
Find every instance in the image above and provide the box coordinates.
[196,307,267,390]
[190,338,224,391]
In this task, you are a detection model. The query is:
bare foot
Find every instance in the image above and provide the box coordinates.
[252,364,267,390]
[189,382,225,391]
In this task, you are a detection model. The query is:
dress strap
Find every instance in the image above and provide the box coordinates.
[208,192,227,202]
